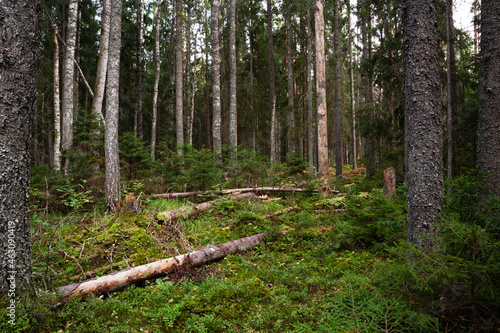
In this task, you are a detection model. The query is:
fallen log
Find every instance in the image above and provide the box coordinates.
[148,186,319,200]
[156,192,254,222]
[57,232,267,302]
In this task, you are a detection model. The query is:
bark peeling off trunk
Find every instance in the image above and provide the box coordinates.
[57,233,268,301]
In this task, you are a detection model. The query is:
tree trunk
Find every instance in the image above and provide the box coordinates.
[347,1,357,170]
[57,232,267,302]
[0,0,41,291]
[91,0,110,127]
[150,7,161,161]
[315,0,330,188]
[334,0,342,178]
[61,0,79,173]
[211,0,222,163]
[53,29,62,172]
[286,2,295,155]
[175,0,184,154]
[73,5,81,123]
[383,167,396,199]
[105,0,122,212]
[307,8,314,173]
[267,0,277,165]
[186,7,193,146]
[229,0,238,162]
[402,0,443,253]
[135,0,144,141]
[478,0,500,198]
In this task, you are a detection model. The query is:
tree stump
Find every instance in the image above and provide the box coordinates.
[383,167,396,199]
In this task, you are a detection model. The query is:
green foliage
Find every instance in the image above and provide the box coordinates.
[119,132,153,180]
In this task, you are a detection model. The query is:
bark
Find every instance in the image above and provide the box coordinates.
[57,232,267,301]
[53,29,62,172]
[186,8,193,146]
[91,0,110,127]
[61,0,79,173]
[347,1,357,170]
[0,0,42,291]
[229,0,238,161]
[150,7,161,161]
[334,0,342,178]
[315,0,330,187]
[73,6,81,122]
[383,167,396,199]
[446,0,457,190]
[148,186,320,200]
[105,0,122,211]
[211,0,222,163]
[286,2,295,154]
[402,0,443,253]
[478,0,500,198]
[307,8,314,173]
[135,0,144,141]
[175,0,184,154]
[267,0,277,164]
[157,193,254,222]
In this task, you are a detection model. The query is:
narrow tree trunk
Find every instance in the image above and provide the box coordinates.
[315,0,330,187]
[307,8,314,173]
[150,7,161,161]
[402,0,443,253]
[0,0,41,291]
[286,2,295,154]
[186,7,192,146]
[91,0,110,127]
[61,0,79,173]
[478,0,500,198]
[105,0,122,211]
[446,0,453,190]
[211,0,222,163]
[267,0,277,164]
[229,0,238,162]
[135,0,144,141]
[334,0,342,178]
[53,29,62,172]
[73,5,81,123]
[347,1,357,170]
[188,32,197,146]
[175,0,184,154]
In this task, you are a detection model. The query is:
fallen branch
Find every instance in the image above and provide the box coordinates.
[156,192,254,222]
[57,232,268,302]
[148,186,319,200]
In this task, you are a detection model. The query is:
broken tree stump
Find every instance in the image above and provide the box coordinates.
[57,232,268,302]
[383,167,396,199]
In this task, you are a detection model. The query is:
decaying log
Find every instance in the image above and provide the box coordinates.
[148,186,319,200]
[57,232,267,302]
[157,192,254,222]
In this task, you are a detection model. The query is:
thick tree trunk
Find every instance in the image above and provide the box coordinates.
[175,0,184,154]
[315,0,330,187]
[211,0,222,163]
[150,7,161,161]
[61,0,79,173]
[105,0,122,211]
[478,0,500,198]
[347,2,357,170]
[286,2,295,154]
[91,0,110,127]
[402,0,443,253]
[229,0,238,162]
[334,0,342,178]
[135,0,144,141]
[53,29,62,172]
[0,0,41,291]
[307,8,314,173]
[267,0,277,165]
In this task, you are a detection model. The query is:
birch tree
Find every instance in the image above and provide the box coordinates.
[211,0,222,162]
[267,0,277,164]
[229,0,238,161]
[0,0,41,290]
[315,0,330,186]
[150,6,161,161]
[91,0,110,127]
[105,0,122,211]
[175,0,184,154]
[402,0,443,252]
[53,28,62,172]
[61,0,79,172]
[135,0,144,140]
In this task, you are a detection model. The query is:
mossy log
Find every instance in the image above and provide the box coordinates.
[156,192,254,222]
[57,232,267,302]
[148,186,319,200]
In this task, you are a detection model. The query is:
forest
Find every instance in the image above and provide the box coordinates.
[0,0,499,331]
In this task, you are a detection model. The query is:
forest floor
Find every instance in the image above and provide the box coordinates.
[2,168,499,332]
